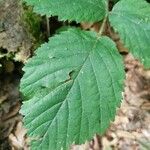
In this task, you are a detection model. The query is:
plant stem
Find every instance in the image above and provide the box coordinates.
[46,17,50,37]
[98,16,107,36]
[98,0,109,36]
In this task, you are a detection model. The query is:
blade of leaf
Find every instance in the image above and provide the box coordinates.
[20,28,125,150]
[24,0,108,22]
[109,0,150,68]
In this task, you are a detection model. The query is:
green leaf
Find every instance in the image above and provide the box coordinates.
[24,0,108,22]
[109,0,150,68]
[20,28,125,150]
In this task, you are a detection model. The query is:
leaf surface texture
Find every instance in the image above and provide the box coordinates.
[20,28,125,150]
[24,0,107,22]
[109,0,150,68]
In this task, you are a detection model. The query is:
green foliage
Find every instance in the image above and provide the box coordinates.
[21,28,125,149]
[109,0,150,68]
[24,0,108,22]
[20,0,150,149]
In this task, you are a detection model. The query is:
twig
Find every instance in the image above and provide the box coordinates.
[46,17,50,37]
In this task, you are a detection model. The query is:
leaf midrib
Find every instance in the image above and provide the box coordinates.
[38,36,101,148]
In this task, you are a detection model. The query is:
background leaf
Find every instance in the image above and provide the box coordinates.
[109,0,150,68]
[24,0,107,22]
[20,28,125,150]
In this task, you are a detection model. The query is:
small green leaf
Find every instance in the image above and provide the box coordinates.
[20,28,125,150]
[24,0,108,22]
[109,0,150,68]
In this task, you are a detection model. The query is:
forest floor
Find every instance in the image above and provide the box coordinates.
[0,54,150,150]
[0,0,150,150]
